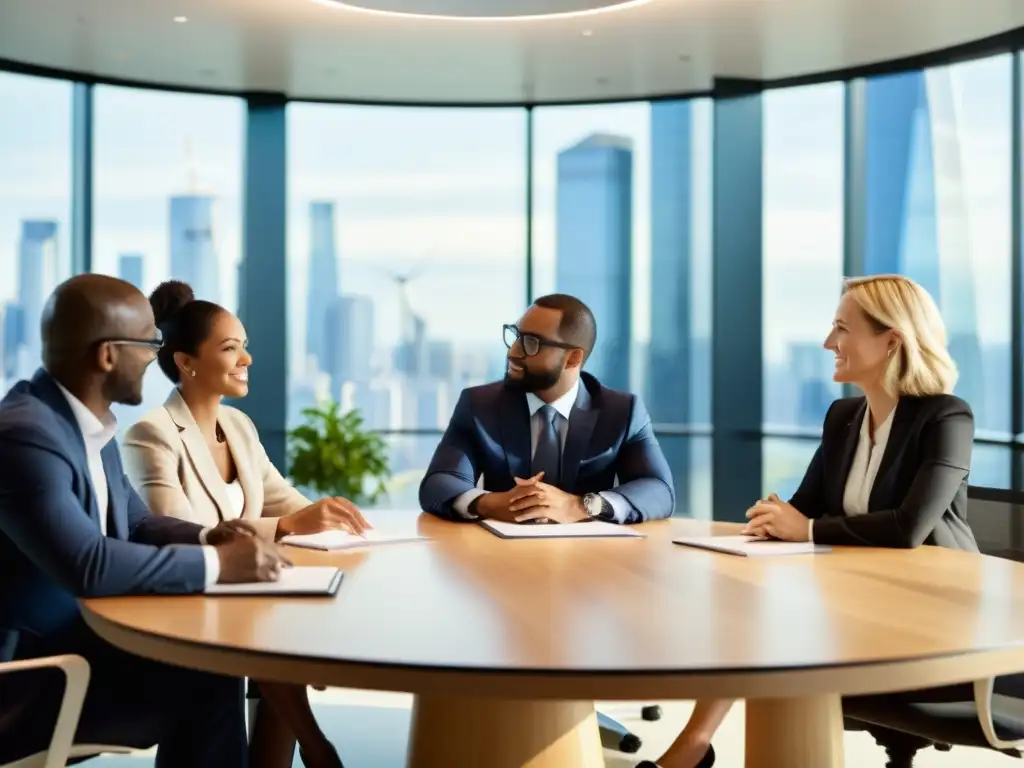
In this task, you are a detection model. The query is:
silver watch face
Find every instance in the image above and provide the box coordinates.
[585,494,602,516]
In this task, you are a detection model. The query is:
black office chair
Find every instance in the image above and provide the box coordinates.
[841,485,1024,767]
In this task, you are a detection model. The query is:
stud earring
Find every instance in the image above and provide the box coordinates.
[190,370,196,377]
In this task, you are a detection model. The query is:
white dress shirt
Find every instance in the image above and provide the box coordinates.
[453,379,631,523]
[809,402,897,542]
[55,383,220,586]
[223,480,245,520]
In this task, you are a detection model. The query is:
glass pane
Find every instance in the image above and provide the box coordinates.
[375,433,444,510]
[92,86,244,432]
[761,437,819,501]
[657,435,712,519]
[862,56,1013,439]
[762,83,845,433]
[532,101,712,512]
[971,444,1011,489]
[286,105,527,430]
[0,73,73,392]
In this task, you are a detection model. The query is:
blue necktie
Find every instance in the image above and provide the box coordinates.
[532,405,562,488]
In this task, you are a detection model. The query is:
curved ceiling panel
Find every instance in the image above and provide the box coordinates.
[0,0,1021,104]
[315,0,648,19]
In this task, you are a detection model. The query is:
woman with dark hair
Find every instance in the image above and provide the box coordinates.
[123,281,368,768]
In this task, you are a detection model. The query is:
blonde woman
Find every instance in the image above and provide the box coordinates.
[638,274,978,768]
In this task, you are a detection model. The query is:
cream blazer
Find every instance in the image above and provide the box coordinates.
[123,389,310,540]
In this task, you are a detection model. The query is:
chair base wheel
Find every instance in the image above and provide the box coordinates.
[618,733,642,753]
[641,705,663,721]
[934,743,952,752]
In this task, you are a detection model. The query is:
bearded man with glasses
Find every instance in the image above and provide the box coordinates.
[419,293,674,525]
[0,274,289,767]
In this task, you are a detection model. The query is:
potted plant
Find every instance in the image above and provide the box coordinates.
[287,400,391,506]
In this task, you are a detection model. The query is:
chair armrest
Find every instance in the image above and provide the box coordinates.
[974,677,1024,751]
[0,655,91,768]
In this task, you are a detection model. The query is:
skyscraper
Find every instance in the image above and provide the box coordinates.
[118,253,144,290]
[865,69,985,426]
[17,219,59,370]
[788,342,833,427]
[169,195,219,302]
[555,133,633,391]
[306,201,340,374]
[2,302,22,381]
[324,293,375,398]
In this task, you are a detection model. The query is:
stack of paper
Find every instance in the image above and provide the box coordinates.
[479,520,644,539]
[280,529,427,551]
[205,566,343,595]
[673,535,830,557]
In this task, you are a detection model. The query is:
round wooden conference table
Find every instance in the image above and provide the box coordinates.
[81,511,1024,768]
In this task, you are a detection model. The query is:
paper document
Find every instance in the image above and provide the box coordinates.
[673,535,830,557]
[280,529,426,551]
[205,566,343,596]
[480,519,644,539]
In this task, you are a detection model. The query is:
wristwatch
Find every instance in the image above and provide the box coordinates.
[582,493,614,521]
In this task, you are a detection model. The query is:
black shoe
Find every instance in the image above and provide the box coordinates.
[636,744,716,768]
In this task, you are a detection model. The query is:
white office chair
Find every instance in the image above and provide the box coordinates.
[0,654,134,768]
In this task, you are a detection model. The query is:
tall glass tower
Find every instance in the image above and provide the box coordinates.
[555,133,633,391]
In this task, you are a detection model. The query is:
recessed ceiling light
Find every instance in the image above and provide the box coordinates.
[582,29,593,36]
[311,0,652,22]
[174,16,188,23]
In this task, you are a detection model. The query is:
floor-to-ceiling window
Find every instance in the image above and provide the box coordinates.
[532,100,713,517]
[857,54,1013,488]
[760,83,845,498]
[287,105,528,508]
[92,86,244,433]
[0,73,73,395]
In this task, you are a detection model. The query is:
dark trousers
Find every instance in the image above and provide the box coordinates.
[0,621,247,767]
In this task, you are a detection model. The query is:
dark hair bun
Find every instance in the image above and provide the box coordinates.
[150,280,195,326]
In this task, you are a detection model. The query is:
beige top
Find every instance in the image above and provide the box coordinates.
[123,389,310,540]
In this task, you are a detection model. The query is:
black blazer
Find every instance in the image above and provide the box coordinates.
[789,394,978,551]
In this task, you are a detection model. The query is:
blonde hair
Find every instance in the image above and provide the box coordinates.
[842,274,958,397]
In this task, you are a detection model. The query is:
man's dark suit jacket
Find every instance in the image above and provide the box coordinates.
[419,372,675,523]
[790,394,978,550]
[0,369,209,650]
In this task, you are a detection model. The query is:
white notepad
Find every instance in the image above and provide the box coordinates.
[673,535,830,557]
[280,529,427,551]
[205,566,343,595]
[479,519,644,539]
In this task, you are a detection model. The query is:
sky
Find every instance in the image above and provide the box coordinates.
[0,52,1016,378]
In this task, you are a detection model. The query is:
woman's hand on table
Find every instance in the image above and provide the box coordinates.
[742,493,810,542]
[277,497,372,538]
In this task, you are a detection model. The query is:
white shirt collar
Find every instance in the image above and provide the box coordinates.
[859,400,897,446]
[54,381,118,448]
[525,378,580,422]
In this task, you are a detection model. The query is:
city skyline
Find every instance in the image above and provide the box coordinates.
[0,53,1018,508]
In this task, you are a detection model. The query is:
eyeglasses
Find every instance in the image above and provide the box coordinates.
[503,324,578,358]
[98,336,164,352]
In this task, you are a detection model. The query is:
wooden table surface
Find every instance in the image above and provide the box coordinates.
[80,511,1024,768]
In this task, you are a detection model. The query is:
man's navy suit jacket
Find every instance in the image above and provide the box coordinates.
[0,369,208,651]
[419,372,675,523]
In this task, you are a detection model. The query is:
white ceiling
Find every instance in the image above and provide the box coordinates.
[0,0,1021,104]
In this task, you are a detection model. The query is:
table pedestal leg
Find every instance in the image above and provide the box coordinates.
[745,694,845,768]
[407,696,603,768]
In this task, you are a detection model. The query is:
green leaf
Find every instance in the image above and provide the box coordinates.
[286,399,392,506]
